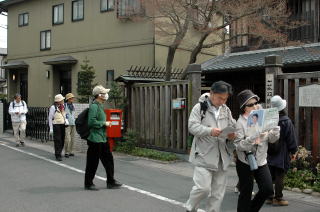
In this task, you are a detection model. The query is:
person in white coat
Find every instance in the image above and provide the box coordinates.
[185,81,236,212]
[9,93,28,147]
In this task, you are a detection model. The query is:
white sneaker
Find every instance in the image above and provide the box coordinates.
[234,187,239,193]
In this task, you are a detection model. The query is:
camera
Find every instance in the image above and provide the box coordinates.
[246,151,258,171]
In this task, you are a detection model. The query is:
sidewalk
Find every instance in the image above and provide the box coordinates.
[1,132,320,208]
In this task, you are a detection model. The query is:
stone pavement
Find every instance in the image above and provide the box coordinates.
[1,132,320,208]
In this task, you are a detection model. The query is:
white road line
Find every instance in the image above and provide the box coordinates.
[0,142,205,212]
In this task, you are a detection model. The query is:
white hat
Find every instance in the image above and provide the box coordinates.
[271,95,287,111]
[54,94,65,102]
[65,93,75,100]
[92,85,110,96]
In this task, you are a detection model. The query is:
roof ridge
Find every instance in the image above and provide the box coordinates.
[229,43,320,57]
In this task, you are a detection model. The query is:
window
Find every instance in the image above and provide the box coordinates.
[18,13,29,26]
[117,0,144,18]
[106,70,114,87]
[53,4,64,25]
[101,0,114,12]
[72,0,84,21]
[106,70,114,82]
[40,30,51,50]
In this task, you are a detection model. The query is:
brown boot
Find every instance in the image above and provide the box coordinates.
[265,198,273,204]
[273,198,289,206]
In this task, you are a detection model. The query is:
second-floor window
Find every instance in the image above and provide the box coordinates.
[117,0,144,18]
[101,0,114,12]
[53,4,64,25]
[40,30,51,50]
[18,13,29,27]
[72,0,84,21]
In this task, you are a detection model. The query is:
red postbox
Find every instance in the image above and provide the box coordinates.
[105,109,123,151]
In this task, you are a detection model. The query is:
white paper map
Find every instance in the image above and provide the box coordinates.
[247,108,279,136]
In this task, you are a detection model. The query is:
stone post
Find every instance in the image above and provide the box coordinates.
[186,64,202,110]
[264,55,283,108]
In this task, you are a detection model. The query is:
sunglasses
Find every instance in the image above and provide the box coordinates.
[245,102,259,107]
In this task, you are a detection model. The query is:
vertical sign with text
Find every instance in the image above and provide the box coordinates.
[265,73,274,108]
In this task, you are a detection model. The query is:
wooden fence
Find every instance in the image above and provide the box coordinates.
[277,71,320,155]
[128,81,190,153]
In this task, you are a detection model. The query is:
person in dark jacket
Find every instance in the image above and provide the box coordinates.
[84,85,122,191]
[267,95,298,206]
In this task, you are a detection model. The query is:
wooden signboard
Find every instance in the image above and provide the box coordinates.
[299,84,320,107]
[299,84,320,160]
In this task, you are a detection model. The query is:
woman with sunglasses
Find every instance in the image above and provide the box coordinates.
[234,89,280,212]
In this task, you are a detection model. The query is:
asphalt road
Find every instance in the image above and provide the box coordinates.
[0,138,319,212]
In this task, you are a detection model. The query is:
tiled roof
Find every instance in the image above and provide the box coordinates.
[201,43,320,72]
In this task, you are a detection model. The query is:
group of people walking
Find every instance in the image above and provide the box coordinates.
[48,85,121,190]
[185,81,298,212]
[8,81,297,210]
[9,85,121,191]
[48,93,76,161]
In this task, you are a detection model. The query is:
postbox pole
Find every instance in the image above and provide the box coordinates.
[108,137,115,152]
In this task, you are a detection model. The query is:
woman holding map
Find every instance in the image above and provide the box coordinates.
[234,89,280,212]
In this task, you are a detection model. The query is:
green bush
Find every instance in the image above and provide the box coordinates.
[115,129,138,153]
[284,146,320,190]
[114,129,179,161]
[77,58,96,103]
[284,169,316,189]
[131,148,179,161]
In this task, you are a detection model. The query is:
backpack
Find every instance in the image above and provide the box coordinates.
[75,108,90,139]
[200,95,209,121]
[12,101,25,108]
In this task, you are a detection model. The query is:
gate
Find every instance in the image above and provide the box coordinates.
[129,81,190,153]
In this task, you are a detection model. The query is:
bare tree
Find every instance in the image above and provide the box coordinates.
[188,0,301,64]
[144,0,200,81]
[144,0,302,80]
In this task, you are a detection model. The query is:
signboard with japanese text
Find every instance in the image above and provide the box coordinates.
[265,73,274,107]
[299,84,320,107]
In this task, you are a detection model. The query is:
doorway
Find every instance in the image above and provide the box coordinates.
[20,72,28,103]
[53,65,72,96]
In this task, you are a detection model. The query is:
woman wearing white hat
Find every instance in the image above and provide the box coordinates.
[266,95,298,206]
[48,94,67,161]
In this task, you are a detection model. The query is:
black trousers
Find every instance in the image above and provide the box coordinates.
[53,124,65,157]
[236,160,274,212]
[269,165,285,199]
[84,141,115,186]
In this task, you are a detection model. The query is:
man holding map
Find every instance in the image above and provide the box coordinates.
[185,81,236,212]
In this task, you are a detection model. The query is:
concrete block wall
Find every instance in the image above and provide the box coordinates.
[73,103,89,153]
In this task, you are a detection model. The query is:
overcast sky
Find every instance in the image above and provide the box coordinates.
[0,0,7,48]
[0,13,7,48]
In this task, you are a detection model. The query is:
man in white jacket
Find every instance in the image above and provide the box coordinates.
[186,81,236,212]
[8,93,28,147]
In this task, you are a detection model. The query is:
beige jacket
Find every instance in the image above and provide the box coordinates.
[189,96,236,171]
[48,105,66,131]
[235,115,280,166]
